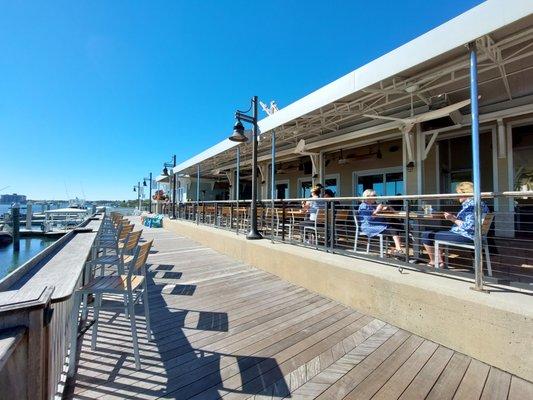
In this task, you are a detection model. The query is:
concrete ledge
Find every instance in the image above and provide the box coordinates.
[163,218,533,381]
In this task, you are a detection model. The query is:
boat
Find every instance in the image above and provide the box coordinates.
[0,231,12,246]
[68,198,86,209]
[42,207,89,233]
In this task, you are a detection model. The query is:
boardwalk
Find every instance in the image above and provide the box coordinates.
[66,221,533,400]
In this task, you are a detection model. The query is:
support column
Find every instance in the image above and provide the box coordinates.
[469,42,484,291]
[318,151,325,188]
[416,123,424,195]
[236,147,240,202]
[196,164,200,224]
[225,170,235,200]
[258,163,268,200]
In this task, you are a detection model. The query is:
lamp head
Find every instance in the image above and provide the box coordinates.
[133,186,136,192]
[143,180,147,186]
[228,119,247,142]
[162,167,169,176]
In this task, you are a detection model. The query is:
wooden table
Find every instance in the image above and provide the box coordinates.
[375,211,446,220]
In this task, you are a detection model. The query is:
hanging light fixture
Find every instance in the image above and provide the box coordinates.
[133,186,136,192]
[162,166,169,176]
[228,119,247,142]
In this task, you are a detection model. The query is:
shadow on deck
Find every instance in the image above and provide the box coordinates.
[64,223,533,400]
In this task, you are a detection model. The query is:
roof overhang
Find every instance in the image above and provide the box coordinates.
[155,174,171,184]
[172,0,533,176]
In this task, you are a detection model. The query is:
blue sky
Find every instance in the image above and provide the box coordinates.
[0,0,483,200]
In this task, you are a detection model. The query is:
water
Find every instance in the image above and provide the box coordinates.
[0,237,56,280]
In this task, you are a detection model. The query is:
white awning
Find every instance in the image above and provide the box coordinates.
[155,174,171,184]
[172,0,533,175]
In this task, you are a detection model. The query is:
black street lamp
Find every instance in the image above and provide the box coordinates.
[162,155,177,218]
[143,172,153,213]
[133,182,141,210]
[229,96,262,240]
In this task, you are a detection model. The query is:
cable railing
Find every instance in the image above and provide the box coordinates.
[174,192,533,292]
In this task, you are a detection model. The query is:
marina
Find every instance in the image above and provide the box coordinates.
[1,1,533,399]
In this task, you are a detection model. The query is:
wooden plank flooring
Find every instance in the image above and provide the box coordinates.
[66,221,533,399]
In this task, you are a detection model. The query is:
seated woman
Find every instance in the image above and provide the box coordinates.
[358,189,404,257]
[301,186,324,221]
[422,181,489,267]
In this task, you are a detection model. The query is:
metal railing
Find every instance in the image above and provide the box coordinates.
[174,192,533,292]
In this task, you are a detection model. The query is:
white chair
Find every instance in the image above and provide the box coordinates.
[353,210,386,258]
[434,213,493,277]
[265,207,293,240]
[68,239,154,376]
[303,209,326,248]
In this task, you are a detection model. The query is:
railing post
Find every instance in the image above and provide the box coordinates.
[404,200,410,267]
[329,201,335,253]
[323,202,329,251]
[214,203,218,227]
[281,201,286,242]
[230,203,234,230]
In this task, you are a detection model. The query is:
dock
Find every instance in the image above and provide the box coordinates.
[65,219,533,399]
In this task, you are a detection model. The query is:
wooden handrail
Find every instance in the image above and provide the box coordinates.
[0,213,104,399]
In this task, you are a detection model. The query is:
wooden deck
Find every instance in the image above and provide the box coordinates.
[66,221,533,400]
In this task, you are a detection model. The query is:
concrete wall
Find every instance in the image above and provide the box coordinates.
[163,218,533,382]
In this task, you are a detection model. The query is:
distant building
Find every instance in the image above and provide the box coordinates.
[0,193,27,204]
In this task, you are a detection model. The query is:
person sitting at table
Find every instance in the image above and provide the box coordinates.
[300,186,324,242]
[301,186,324,221]
[421,181,489,267]
[358,189,404,257]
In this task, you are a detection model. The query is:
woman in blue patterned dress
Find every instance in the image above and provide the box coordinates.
[358,189,404,256]
[422,181,489,267]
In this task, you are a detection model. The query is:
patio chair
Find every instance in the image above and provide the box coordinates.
[434,213,493,277]
[97,222,134,256]
[68,240,154,376]
[90,230,143,276]
[333,209,350,246]
[353,210,387,258]
[302,209,326,248]
[264,207,293,239]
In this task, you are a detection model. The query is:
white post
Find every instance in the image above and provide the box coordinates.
[25,202,32,230]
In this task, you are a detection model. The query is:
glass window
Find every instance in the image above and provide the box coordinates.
[356,171,403,196]
[325,178,337,196]
[300,180,312,198]
[356,174,384,196]
[385,172,404,196]
[276,183,289,200]
[450,170,472,193]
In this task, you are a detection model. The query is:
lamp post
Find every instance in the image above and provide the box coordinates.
[228,96,262,240]
[143,172,153,213]
[133,182,141,211]
[162,155,177,218]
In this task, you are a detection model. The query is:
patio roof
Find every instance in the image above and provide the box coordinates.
[173,0,533,176]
